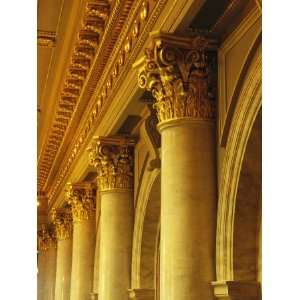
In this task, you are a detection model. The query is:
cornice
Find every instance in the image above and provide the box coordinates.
[47,0,197,207]
[37,30,56,48]
[38,0,113,191]
[48,0,166,205]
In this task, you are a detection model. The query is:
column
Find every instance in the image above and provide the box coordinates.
[37,224,57,300]
[90,187,101,300]
[50,207,73,300]
[88,136,135,300]
[137,33,218,300]
[66,182,96,300]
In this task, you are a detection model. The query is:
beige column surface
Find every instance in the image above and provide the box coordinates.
[70,217,95,300]
[137,33,218,300]
[50,207,73,300]
[87,136,135,300]
[45,246,58,300]
[91,191,101,296]
[159,119,217,300]
[99,190,133,299]
[66,183,96,300]
[37,225,57,300]
[37,250,48,300]
[55,238,72,300]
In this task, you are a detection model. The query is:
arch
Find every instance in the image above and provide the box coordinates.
[131,168,161,289]
[216,43,262,281]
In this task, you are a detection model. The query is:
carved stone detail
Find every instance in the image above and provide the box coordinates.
[138,33,217,124]
[37,224,57,251]
[87,136,135,192]
[65,183,96,223]
[50,207,73,240]
[37,30,56,48]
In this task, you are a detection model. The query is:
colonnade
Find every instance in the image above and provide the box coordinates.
[38,33,219,300]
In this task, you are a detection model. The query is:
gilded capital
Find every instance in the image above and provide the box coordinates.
[50,207,73,240]
[137,33,217,124]
[37,224,57,251]
[65,182,96,223]
[87,136,135,192]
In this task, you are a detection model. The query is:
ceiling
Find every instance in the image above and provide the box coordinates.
[37,0,64,150]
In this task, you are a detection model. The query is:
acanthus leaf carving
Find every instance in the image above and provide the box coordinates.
[137,33,217,124]
[37,224,57,251]
[87,136,135,192]
[65,182,96,223]
[50,207,73,240]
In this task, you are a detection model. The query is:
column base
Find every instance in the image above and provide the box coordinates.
[128,288,155,300]
[90,292,98,300]
[212,281,261,300]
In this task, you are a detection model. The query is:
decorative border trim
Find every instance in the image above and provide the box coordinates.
[38,30,56,48]
[216,48,261,280]
[38,0,113,190]
[47,0,168,204]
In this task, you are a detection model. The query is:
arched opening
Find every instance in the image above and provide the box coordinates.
[233,109,261,282]
[139,175,161,288]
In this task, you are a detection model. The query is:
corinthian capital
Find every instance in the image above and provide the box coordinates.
[87,136,135,192]
[50,207,73,240]
[65,182,96,223]
[37,224,56,251]
[137,33,217,124]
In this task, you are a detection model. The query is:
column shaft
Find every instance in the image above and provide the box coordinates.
[44,246,57,300]
[98,190,133,299]
[54,238,72,300]
[160,119,217,300]
[91,192,101,296]
[70,216,95,300]
[38,250,48,300]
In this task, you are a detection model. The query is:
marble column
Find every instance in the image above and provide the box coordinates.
[66,182,96,300]
[50,207,73,300]
[37,224,57,300]
[137,33,218,300]
[90,188,101,300]
[88,136,135,300]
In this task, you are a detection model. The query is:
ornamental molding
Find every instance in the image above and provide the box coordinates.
[65,182,96,223]
[47,0,169,204]
[37,30,56,48]
[137,33,217,124]
[38,0,112,191]
[87,136,135,191]
[37,224,57,251]
[50,207,73,240]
